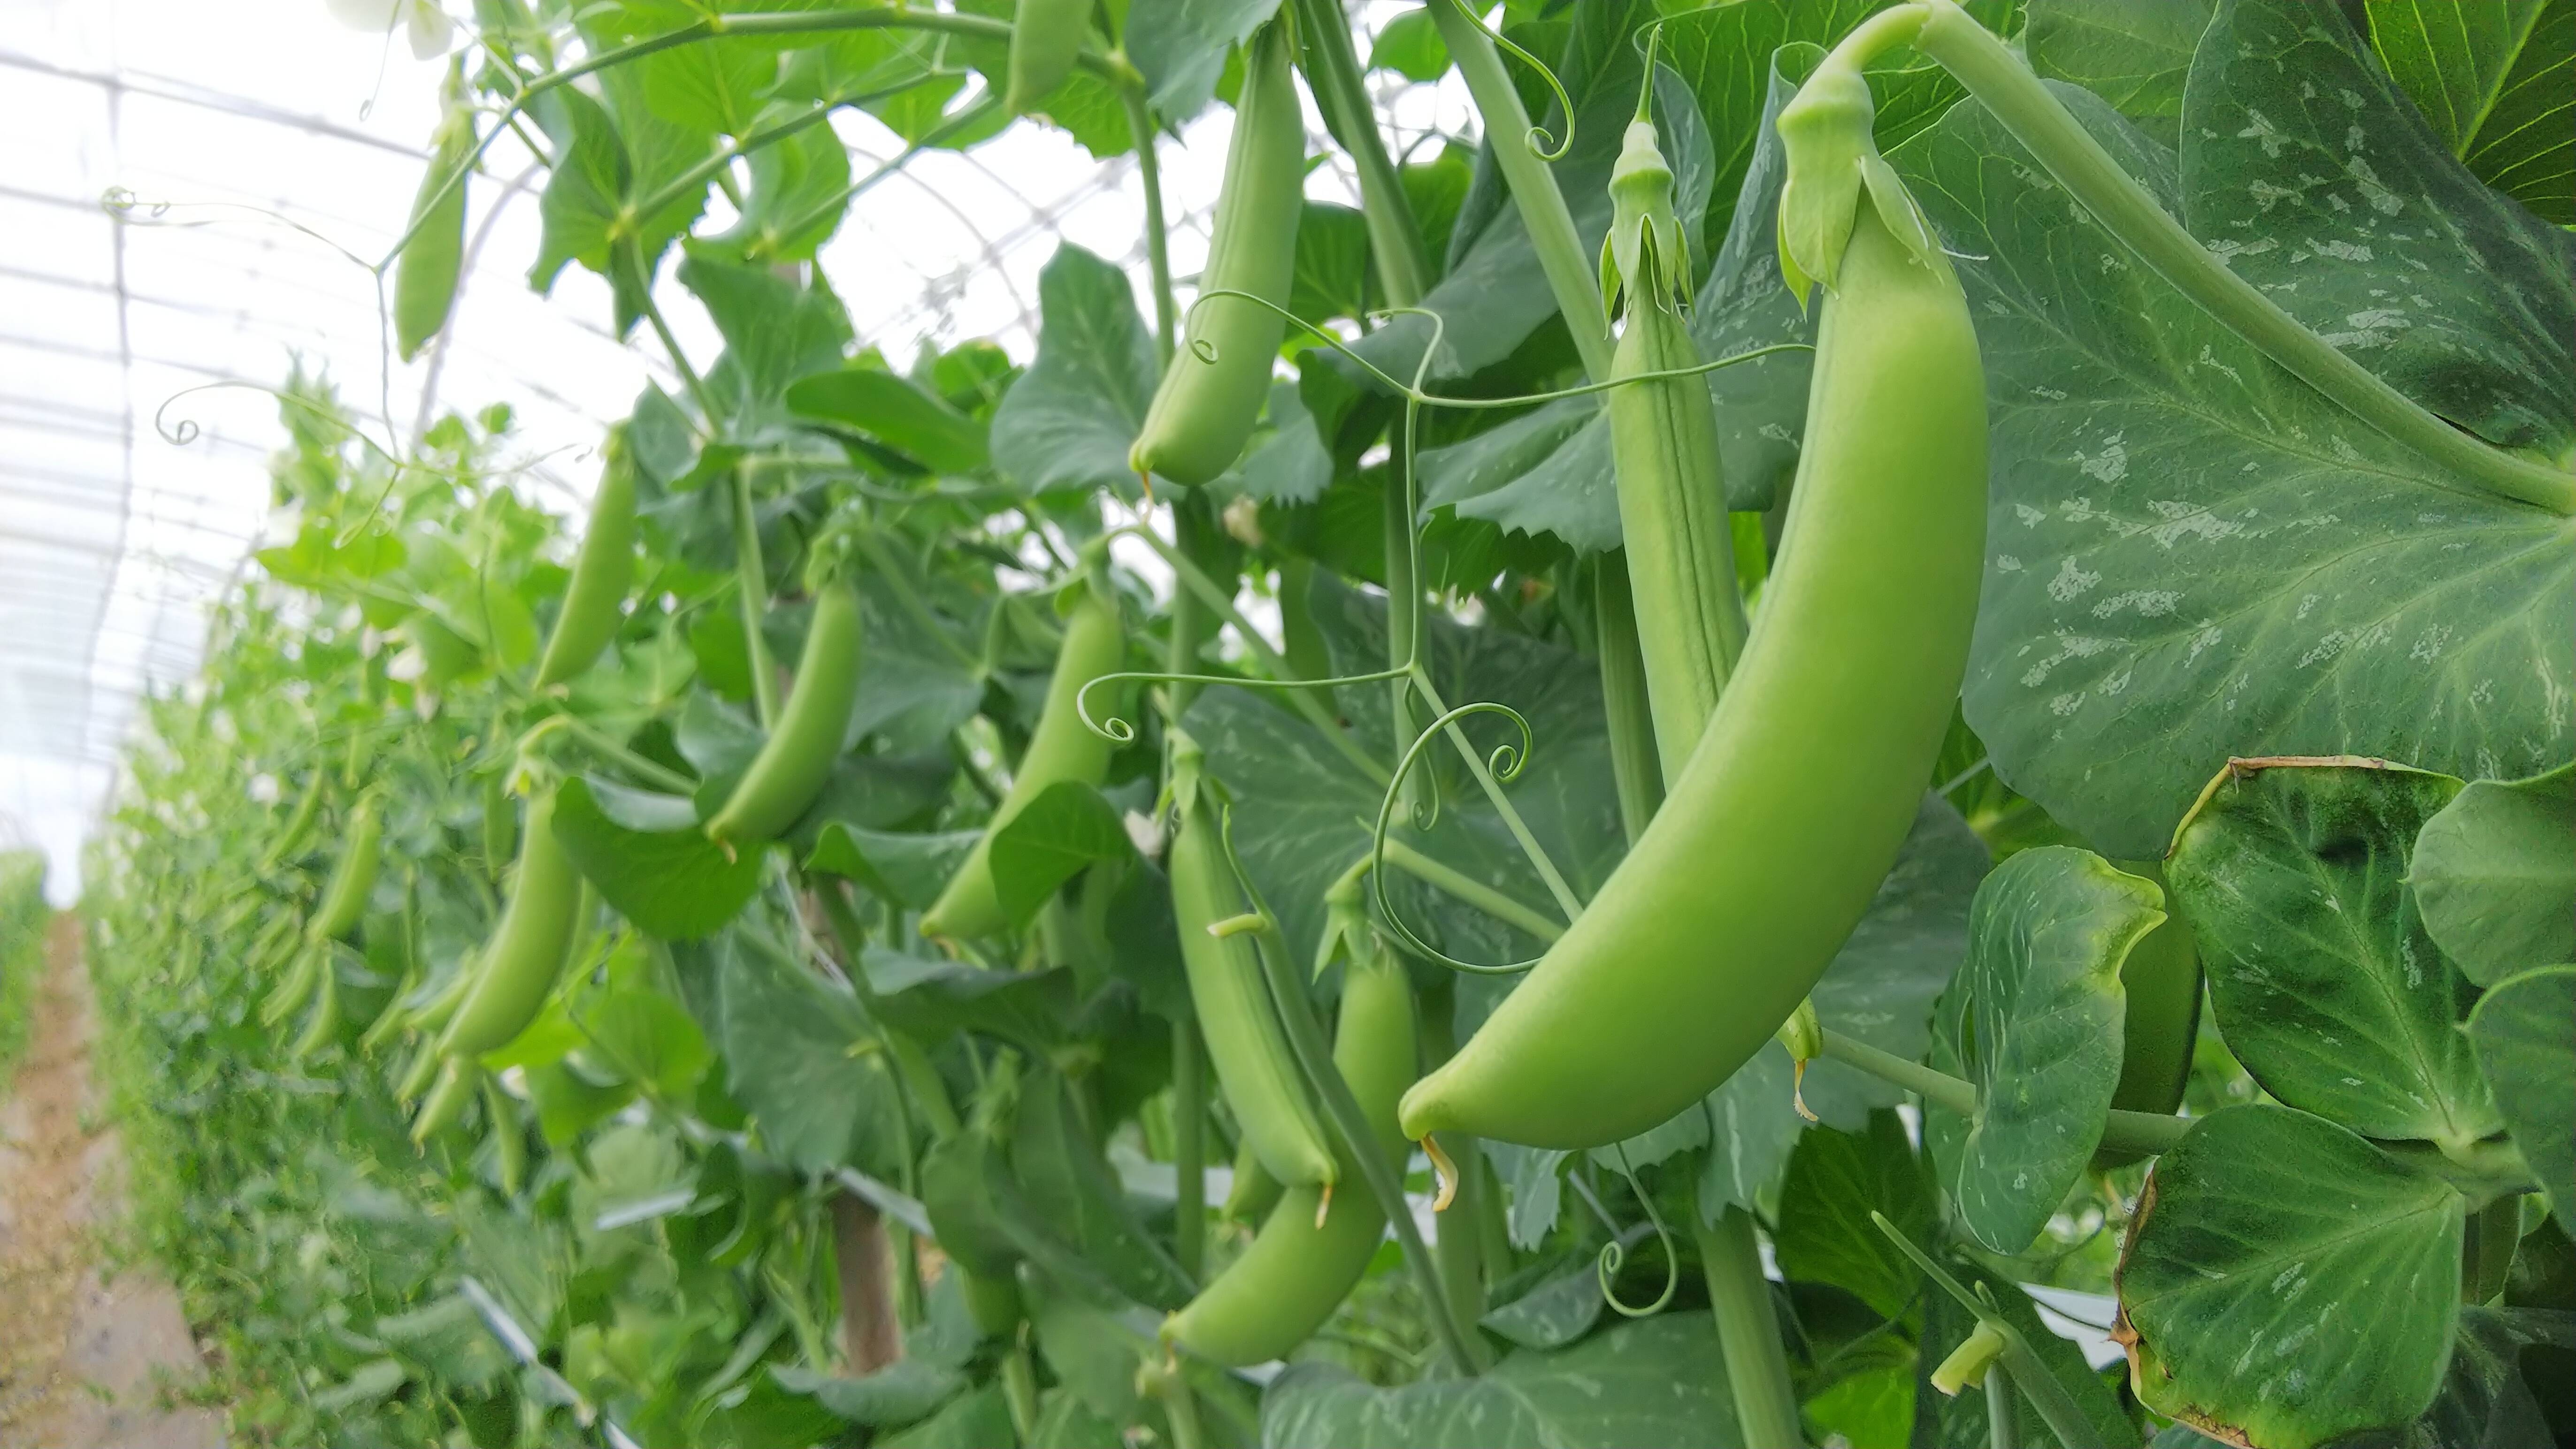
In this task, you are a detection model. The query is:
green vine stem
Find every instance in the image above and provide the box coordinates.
[1693,1199,1809,1449]
[732,467,781,730]
[1878,0,2572,515]
[1590,557,1665,840]
[390,8,1142,267]
[1873,1217,2110,1449]
[1122,83,1179,364]
[1290,0,1430,306]
[1986,1363,2022,1449]
[1426,0,1613,379]
[1817,1028,2189,1157]
[1213,810,1493,1374]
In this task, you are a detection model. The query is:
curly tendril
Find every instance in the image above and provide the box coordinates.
[1445,3,1577,160]
[1368,702,1546,977]
[1596,1144,1680,1318]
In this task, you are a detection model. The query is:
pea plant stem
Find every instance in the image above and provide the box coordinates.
[1591,556,1665,841]
[1245,911,1491,1373]
[1291,0,1430,305]
[1693,1202,1809,1449]
[1425,0,1614,380]
[1122,84,1178,364]
[733,467,781,730]
[1817,1028,2192,1157]
[1894,0,2574,516]
[1172,1020,1207,1281]
[1986,1365,2020,1449]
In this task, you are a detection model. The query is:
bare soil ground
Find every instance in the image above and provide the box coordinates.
[0,915,225,1449]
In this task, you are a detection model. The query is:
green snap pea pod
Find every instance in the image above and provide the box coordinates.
[483,1076,528,1196]
[530,432,638,689]
[705,579,865,847]
[262,770,326,870]
[1600,61,1747,766]
[1164,737,1337,1189]
[1399,119,1986,1151]
[290,953,341,1062]
[480,770,515,880]
[261,941,325,1028]
[304,792,383,945]
[396,1034,446,1103]
[2097,859,2200,1164]
[920,581,1126,940]
[1126,18,1303,487]
[1004,0,1089,115]
[1220,1136,1283,1223]
[1165,928,1417,1365]
[394,64,472,362]
[412,1058,481,1143]
[436,787,583,1061]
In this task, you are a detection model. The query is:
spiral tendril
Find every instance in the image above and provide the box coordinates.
[1445,4,1577,161]
[1369,702,1544,977]
[1597,1144,1679,1318]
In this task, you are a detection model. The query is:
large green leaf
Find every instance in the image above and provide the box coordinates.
[1913,82,2575,859]
[988,244,1158,500]
[2165,759,2499,1146]
[1945,847,2163,1253]
[2024,0,2214,145]
[2366,0,2576,224]
[805,823,980,908]
[717,937,907,1178]
[1009,1068,1193,1311]
[2467,967,2576,1234]
[1772,1110,1932,1323]
[1124,0,1279,122]
[786,366,989,473]
[2411,763,2576,986]
[987,780,1136,927]
[2116,1105,2464,1449]
[551,778,763,940]
[1261,1312,1741,1449]
[2188,0,2575,452]
[697,107,853,264]
[677,255,856,426]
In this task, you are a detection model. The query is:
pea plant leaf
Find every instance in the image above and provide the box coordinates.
[716,938,909,1180]
[988,244,1158,500]
[2115,1104,2465,1449]
[987,780,1136,929]
[1943,847,2164,1253]
[550,778,764,940]
[2410,763,2576,986]
[1771,1110,1933,1323]
[2024,0,2215,146]
[2166,758,2499,1146]
[1122,0,1280,122]
[1008,1068,1194,1312]
[1909,79,2576,860]
[805,823,981,908]
[1261,1312,1742,1449]
[787,366,990,474]
[2466,966,2576,1234]
[2185,0,2576,453]
[2364,0,2576,224]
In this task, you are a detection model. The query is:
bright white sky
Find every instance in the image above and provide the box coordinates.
[0,0,1469,900]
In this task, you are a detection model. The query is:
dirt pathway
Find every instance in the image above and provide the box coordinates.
[0,915,226,1449]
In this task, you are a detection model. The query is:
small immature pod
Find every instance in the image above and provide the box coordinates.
[704,578,866,847]
[1163,736,1337,1190]
[1004,0,1089,115]
[530,429,639,689]
[920,579,1127,940]
[1599,58,1748,765]
[1126,18,1305,487]
[394,61,473,362]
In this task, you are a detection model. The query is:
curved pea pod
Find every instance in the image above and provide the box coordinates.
[2096,859,2200,1166]
[290,954,342,1063]
[1220,1136,1282,1223]
[1126,19,1303,487]
[1004,0,1089,115]
[1164,740,1337,1190]
[411,1058,481,1143]
[920,582,1126,940]
[1400,186,1987,1151]
[1601,110,1746,764]
[394,67,473,362]
[437,787,583,1060]
[262,770,326,870]
[304,792,383,945]
[481,770,516,880]
[705,579,865,847]
[261,940,326,1028]
[1166,933,1416,1365]
[530,433,638,689]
